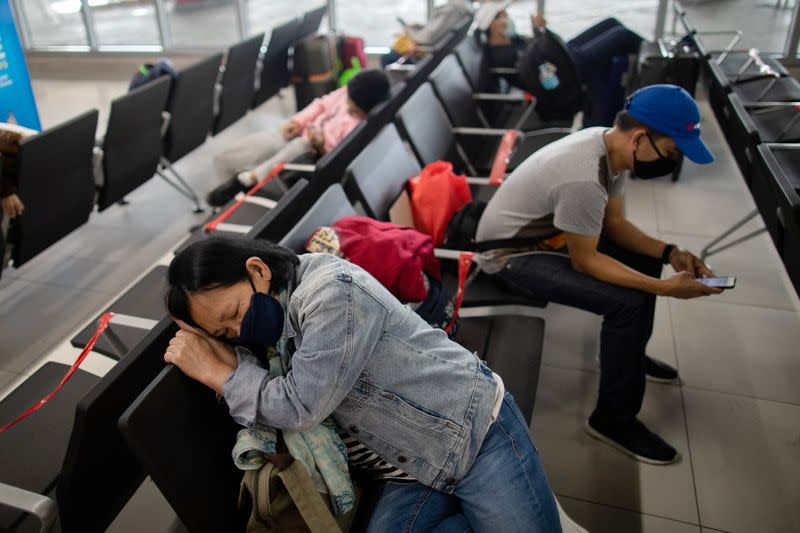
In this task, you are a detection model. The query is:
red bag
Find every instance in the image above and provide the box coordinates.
[306,216,440,303]
[408,161,472,247]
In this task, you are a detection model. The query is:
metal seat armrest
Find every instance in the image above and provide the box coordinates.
[385,63,417,73]
[92,146,105,188]
[0,482,57,533]
[465,176,493,186]
[489,67,519,75]
[745,101,800,109]
[452,127,510,136]
[213,81,223,116]
[473,93,530,104]
[281,163,316,173]
[435,248,475,260]
[160,111,172,138]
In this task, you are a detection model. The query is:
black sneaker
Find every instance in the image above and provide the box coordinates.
[206,176,247,207]
[645,356,679,384]
[584,417,679,465]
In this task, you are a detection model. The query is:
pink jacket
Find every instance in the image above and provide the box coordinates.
[290,87,361,154]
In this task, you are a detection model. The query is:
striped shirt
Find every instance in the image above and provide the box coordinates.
[341,434,416,483]
[341,373,505,483]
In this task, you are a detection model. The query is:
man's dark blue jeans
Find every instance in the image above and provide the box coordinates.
[496,239,663,425]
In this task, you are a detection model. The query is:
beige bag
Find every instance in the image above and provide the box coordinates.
[238,453,360,533]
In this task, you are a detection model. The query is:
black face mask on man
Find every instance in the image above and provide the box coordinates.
[633,132,678,179]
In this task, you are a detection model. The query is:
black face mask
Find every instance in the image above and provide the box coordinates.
[633,132,678,179]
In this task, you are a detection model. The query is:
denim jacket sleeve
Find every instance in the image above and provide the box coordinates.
[222,271,388,431]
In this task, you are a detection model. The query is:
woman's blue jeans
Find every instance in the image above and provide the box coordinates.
[366,393,562,533]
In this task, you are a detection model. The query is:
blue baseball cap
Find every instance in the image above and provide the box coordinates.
[625,84,714,164]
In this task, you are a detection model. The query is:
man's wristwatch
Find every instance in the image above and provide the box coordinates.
[661,243,676,265]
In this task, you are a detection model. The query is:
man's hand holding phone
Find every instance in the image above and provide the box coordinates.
[667,246,713,277]
[661,271,723,299]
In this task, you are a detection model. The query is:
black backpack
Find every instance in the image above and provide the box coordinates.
[444,201,487,248]
[518,28,584,122]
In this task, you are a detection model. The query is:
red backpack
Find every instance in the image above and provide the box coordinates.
[306,216,440,303]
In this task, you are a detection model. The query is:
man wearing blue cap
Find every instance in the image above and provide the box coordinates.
[475,84,722,464]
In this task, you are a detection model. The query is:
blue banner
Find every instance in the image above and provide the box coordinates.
[0,0,41,130]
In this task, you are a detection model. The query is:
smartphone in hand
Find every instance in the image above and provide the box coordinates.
[695,276,736,289]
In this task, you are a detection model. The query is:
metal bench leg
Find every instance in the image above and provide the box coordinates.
[701,209,767,260]
[157,158,205,213]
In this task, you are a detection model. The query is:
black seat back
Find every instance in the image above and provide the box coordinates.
[279,184,356,252]
[430,54,483,128]
[164,53,223,163]
[253,18,303,107]
[245,178,310,242]
[98,76,171,210]
[724,92,760,181]
[299,5,327,39]
[733,76,800,104]
[754,144,800,294]
[345,124,420,220]
[395,82,460,167]
[214,34,265,134]
[56,319,174,532]
[11,110,98,266]
[119,364,245,533]
[0,363,100,531]
[454,34,490,92]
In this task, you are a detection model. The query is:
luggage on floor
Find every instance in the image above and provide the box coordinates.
[337,35,367,86]
[292,35,339,109]
[629,38,701,96]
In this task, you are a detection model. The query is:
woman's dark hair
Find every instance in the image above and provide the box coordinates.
[614,110,667,140]
[166,236,300,328]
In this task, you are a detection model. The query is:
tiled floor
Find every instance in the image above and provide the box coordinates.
[4,28,800,533]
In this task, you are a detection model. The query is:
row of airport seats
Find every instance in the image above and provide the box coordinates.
[673,3,800,295]
[1,5,328,276]
[1,18,551,532]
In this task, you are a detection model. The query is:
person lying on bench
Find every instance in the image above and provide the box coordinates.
[208,70,390,207]
[475,85,722,465]
[476,3,642,93]
[164,236,562,532]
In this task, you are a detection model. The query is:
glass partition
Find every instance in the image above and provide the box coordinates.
[90,0,160,49]
[507,0,658,42]
[20,0,89,48]
[167,0,239,49]
[11,0,800,60]
[247,1,324,37]
[336,0,426,47]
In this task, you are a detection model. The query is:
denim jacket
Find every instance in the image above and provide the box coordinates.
[222,253,498,493]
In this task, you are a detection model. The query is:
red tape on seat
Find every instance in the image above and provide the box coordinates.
[489,130,519,186]
[0,312,115,434]
[445,252,475,334]
[204,162,286,233]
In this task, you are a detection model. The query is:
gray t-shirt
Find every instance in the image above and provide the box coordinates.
[475,127,627,273]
